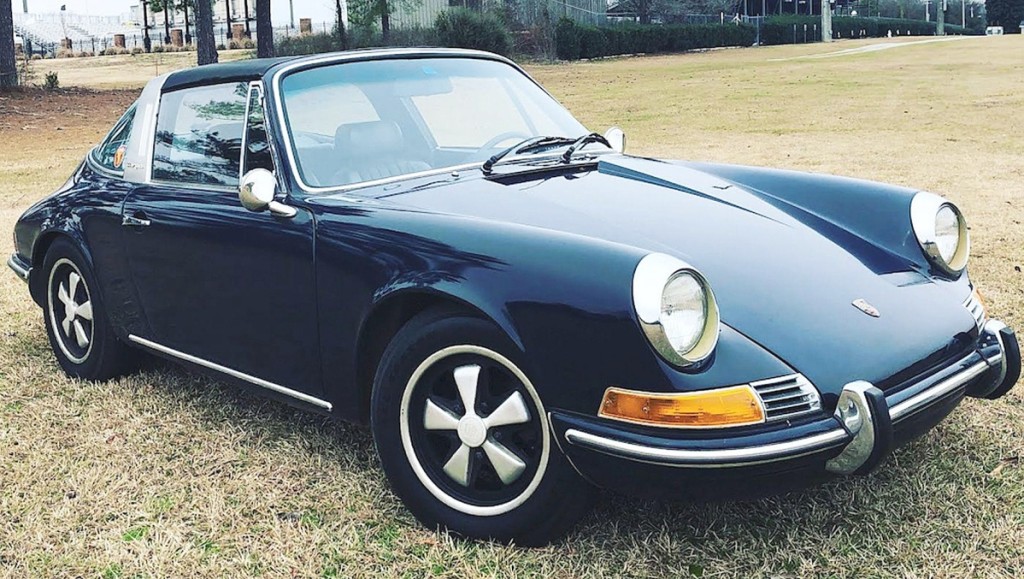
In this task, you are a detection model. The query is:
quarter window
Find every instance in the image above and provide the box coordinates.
[152,82,248,187]
[241,84,275,175]
[92,103,137,173]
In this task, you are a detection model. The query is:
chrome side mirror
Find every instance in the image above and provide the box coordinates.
[239,169,296,218]
[604,127,626,153]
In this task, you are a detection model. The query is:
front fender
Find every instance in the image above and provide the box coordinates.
[681,162,947,278]
[312,200,796,421]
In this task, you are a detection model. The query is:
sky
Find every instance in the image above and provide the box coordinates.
[13,1,339,25]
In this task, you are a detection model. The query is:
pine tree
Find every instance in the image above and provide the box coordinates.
[987,0,1024,32]
[0,0,16,87]
[195,0,219,65]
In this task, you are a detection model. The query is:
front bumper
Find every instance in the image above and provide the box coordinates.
[8,253,31,283]
[554,319,1019,497]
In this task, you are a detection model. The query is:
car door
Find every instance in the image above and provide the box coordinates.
[121,81,326,407]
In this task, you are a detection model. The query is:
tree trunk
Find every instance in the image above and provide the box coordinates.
[225,0,232,45]
[256,0,274,57]
[143,1,152,52]
[381,0,390,43]
[184,2,191,45]
[243,0,252,37]
[163,5,171,44]
[0,0,17,88]
[195,0,219,65]
[335,0,348,49]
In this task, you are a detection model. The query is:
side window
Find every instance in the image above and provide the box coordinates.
[92,103,137,173]
[152,82,248,187]
[241,84,275,175]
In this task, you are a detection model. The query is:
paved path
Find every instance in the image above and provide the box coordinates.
[769,36,973,61]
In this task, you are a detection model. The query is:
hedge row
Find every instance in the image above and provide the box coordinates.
[761,15,970,45]
[555,19,757,60]
[277,9,513,57]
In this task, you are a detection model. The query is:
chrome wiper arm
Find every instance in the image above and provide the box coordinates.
[560,132,610,164]
[481,136,577,174]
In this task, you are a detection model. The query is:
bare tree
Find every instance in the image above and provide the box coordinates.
[0,0,16,88]
[195,0,219,65]
[256,0,274,57]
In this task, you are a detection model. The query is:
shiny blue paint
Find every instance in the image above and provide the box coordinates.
[9,53,1010,499]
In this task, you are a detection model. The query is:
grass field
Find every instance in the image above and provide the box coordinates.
[2,36,1024,578]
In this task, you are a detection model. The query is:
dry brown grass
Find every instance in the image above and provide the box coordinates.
[1,37,1023,578]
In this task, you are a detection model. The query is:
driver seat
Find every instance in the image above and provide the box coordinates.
[332,121,430,186]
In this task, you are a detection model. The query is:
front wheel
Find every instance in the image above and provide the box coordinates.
[371,311,595,545]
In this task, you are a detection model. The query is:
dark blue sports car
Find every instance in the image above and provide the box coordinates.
[9,48,1020,545]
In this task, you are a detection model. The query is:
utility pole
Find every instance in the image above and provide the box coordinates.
[22,0,27,12]
[821,0,832,41]
[289,0,295,28]
[961,0,965,27]
[937,0,945,33]
[924,0,930,21]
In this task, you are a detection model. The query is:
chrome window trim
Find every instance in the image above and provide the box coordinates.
[269,49,589,195]
[85,147,127,180]
[89,102,138,178]
[128,334,333,411]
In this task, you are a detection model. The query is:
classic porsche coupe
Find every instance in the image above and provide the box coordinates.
[9,48,1020,545]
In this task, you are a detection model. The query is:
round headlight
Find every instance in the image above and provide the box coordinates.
[633,253,720,368]
[910,192,969,275]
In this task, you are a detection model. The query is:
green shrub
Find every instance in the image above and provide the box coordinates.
[555,19,756,60]
[760,15,973,45]
[43,71,59,91]
[435,8,513,56]
[277,33,342,56]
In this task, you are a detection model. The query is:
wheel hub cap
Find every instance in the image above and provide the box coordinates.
[457,416,488,448]
[56,270,93,349]
[422,363,534,487]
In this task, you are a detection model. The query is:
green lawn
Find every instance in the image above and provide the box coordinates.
[1,36,1023,577]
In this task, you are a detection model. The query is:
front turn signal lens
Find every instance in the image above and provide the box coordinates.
[599,385,766,428]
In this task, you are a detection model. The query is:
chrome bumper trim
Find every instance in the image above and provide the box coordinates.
[565,321,1008,470]
[888,356,991,422]
[563,427,848,468]
[128,334,333,411]
[7,254,30,283]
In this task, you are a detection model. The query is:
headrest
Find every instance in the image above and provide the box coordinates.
[335,121,404,158]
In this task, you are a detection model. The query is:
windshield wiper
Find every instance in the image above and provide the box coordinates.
[481,136,578,174]
[560,132,610,164]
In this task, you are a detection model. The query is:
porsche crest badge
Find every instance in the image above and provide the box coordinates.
[852,298,880,318]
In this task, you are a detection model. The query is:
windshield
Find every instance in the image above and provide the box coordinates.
[279,57,590,189]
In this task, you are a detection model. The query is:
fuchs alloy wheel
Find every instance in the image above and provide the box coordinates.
[42,239,134,381]
[372,311,595,545]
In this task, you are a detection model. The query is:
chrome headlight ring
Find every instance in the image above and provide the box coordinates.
[910,192,970,276]
[632,253,721,368]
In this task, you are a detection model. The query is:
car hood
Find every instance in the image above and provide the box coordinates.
[353,156,979,392]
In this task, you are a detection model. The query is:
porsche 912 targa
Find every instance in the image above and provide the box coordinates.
[9,48,1020,545]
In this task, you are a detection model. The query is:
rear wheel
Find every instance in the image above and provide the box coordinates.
[371,311,595,545]
[42,238,135,381]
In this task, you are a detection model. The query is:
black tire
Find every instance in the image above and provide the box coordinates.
[41,238,135,381]
[371,310,595,546]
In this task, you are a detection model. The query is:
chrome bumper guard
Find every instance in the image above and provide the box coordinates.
[564,319,1014,472]
[7,254,30,283]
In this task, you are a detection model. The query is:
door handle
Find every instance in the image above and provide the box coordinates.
[122,212,151,227]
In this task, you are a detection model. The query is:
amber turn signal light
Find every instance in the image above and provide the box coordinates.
[599,385,766,428]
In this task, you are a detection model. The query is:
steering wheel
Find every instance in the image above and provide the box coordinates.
[480,131,532,151]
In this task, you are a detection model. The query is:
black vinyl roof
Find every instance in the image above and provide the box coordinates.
[160,48,502,93]
[162,56,297,92]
